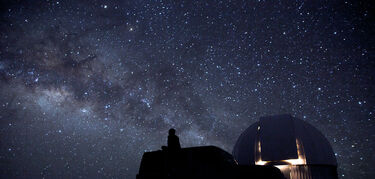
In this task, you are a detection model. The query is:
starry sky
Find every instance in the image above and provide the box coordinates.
[0,0,373,178]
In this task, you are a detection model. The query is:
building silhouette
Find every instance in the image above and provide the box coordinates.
[233,114,338,179]
[137,131,285,179]
[137,114,337,179]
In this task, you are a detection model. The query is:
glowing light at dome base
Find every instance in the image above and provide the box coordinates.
[255,157,306,166]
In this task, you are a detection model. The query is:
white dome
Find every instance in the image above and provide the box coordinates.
[233,114,337,166]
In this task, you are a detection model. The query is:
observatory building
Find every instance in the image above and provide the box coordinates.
[137,131,285,179]
[233,114,338,179]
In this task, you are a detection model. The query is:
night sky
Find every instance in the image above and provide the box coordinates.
[0,0,374,178]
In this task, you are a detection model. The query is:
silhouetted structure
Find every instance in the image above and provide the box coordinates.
[233,114,338,179]
[137,129,285,179]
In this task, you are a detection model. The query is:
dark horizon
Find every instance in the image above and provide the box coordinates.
[0,0,374,178]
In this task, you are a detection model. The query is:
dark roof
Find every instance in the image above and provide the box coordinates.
[138,146,236,179]
[137,145,285,179]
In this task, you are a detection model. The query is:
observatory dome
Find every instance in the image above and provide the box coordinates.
[233,114,338,179]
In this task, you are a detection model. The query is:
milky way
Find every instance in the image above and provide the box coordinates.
[0,0,374,178]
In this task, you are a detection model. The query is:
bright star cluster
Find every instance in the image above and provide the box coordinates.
[0,0,373,178]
